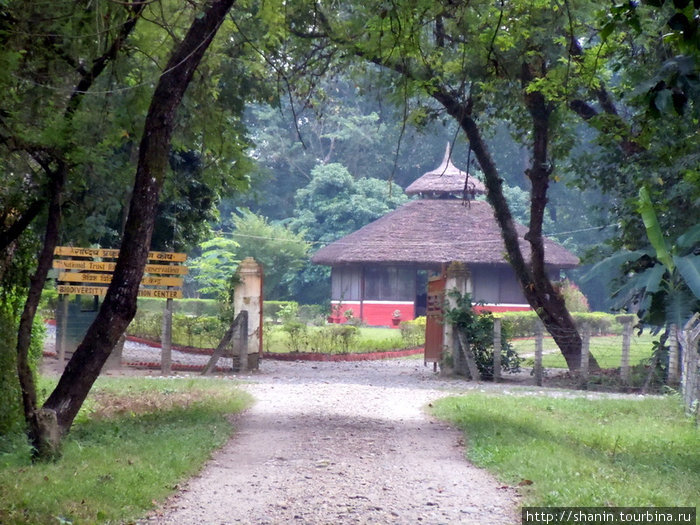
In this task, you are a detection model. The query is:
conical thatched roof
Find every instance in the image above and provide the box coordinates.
[311,200,579,268]
[405,144,486,197]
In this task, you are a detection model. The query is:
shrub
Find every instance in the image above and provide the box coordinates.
[40,287,59,318]
[264,301,296,323]
[278,302,300,323]
[298,304,324,323]
[558,279,590,312]
[444,291,521,379]
[399,317,426,347]
[307,325,335,353]
[136,298,219,316]
[329,325,359,354]
[128,311,162,341]
[0,292,45,435]
[281,320,308,352]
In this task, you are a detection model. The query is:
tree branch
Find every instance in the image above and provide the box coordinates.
[65,0,147,117]
[0,199,45,254]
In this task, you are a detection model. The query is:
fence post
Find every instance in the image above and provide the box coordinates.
[238,310,248,373]
[617,315,634,386]
[534,321,543,387]
[161,298,173,375]
[580,324,590,390]
[493,318,502,382]
[668,323,679,385]
[680,314,700,418]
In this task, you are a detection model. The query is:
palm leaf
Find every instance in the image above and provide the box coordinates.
[676,224,700,253]
[674,254,700,300]
[638,187,674,272]
[582,249,651,283]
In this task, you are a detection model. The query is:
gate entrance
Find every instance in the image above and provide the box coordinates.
[424,274,446,368]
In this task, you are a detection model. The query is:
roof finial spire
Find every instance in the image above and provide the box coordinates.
[441,142,453,172]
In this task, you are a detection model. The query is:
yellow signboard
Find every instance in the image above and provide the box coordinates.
[137,289,183,299]
[144,264,188,275]
[54,246,187,298]
[54,260,115,272]
[58,273,184,287]
[57,285,183,299]
[57,285,110,296]
[54,246,187,262]
[53,260,188,275]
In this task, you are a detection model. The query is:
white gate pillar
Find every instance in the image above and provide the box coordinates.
[233,257,263,370]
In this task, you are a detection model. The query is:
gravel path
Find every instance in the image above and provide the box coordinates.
[44,328,640,524]
[138,358,522,525]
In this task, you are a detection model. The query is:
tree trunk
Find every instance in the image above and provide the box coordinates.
[316,6,599,373]
[40,0,235,448]
[16,165,66,458]
[432,86,598,372]
[520,64,598,372]
[10,2,148,458]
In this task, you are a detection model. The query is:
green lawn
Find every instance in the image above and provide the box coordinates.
[0,377,251,525]
[513,333,656,369]
[432,393,700,514]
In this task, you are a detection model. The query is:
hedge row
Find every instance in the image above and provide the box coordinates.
[43,292,326,324]
[498,311,625,338]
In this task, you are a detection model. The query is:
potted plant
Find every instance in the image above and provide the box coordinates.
[391,309,402,327]
[343,308,355,323]
[327,303,342,324]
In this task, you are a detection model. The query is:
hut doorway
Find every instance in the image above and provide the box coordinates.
[414,270,429,317]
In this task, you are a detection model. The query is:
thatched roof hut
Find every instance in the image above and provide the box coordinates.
[312,199,578,268]
[311,144,578,326]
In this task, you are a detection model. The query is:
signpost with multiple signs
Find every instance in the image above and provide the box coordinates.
[53,248,187,299]
[52,246,188,372]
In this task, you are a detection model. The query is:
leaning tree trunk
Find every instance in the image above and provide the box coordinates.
[13,1,148,458]
[40,0,236,452]
[432,85,598,373]
[520,63,598,373]
[16,165,66,457]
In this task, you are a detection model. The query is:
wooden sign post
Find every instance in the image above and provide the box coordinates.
[53,246,187,371]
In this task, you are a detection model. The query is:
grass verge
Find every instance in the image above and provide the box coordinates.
[0,376,252,525]
[432,393,699,512]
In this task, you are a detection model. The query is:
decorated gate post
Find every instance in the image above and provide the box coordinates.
[233,257,263,371]
[443,261,476,377]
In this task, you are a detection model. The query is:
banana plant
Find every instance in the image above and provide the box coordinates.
[586,187,699,328]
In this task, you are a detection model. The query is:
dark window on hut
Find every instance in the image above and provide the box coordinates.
[472,265,500,304]
[364,267,415,301]
[472,265,527,305]
[499,266,527,304]
[331,267,362,301]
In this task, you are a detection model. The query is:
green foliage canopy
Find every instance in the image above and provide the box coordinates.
[229,209,310,300]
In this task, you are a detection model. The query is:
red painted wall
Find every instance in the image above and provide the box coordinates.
[329,301,530,327]
[329,301,415,328]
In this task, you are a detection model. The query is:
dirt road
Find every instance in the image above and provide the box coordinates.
[139,359,520,524]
